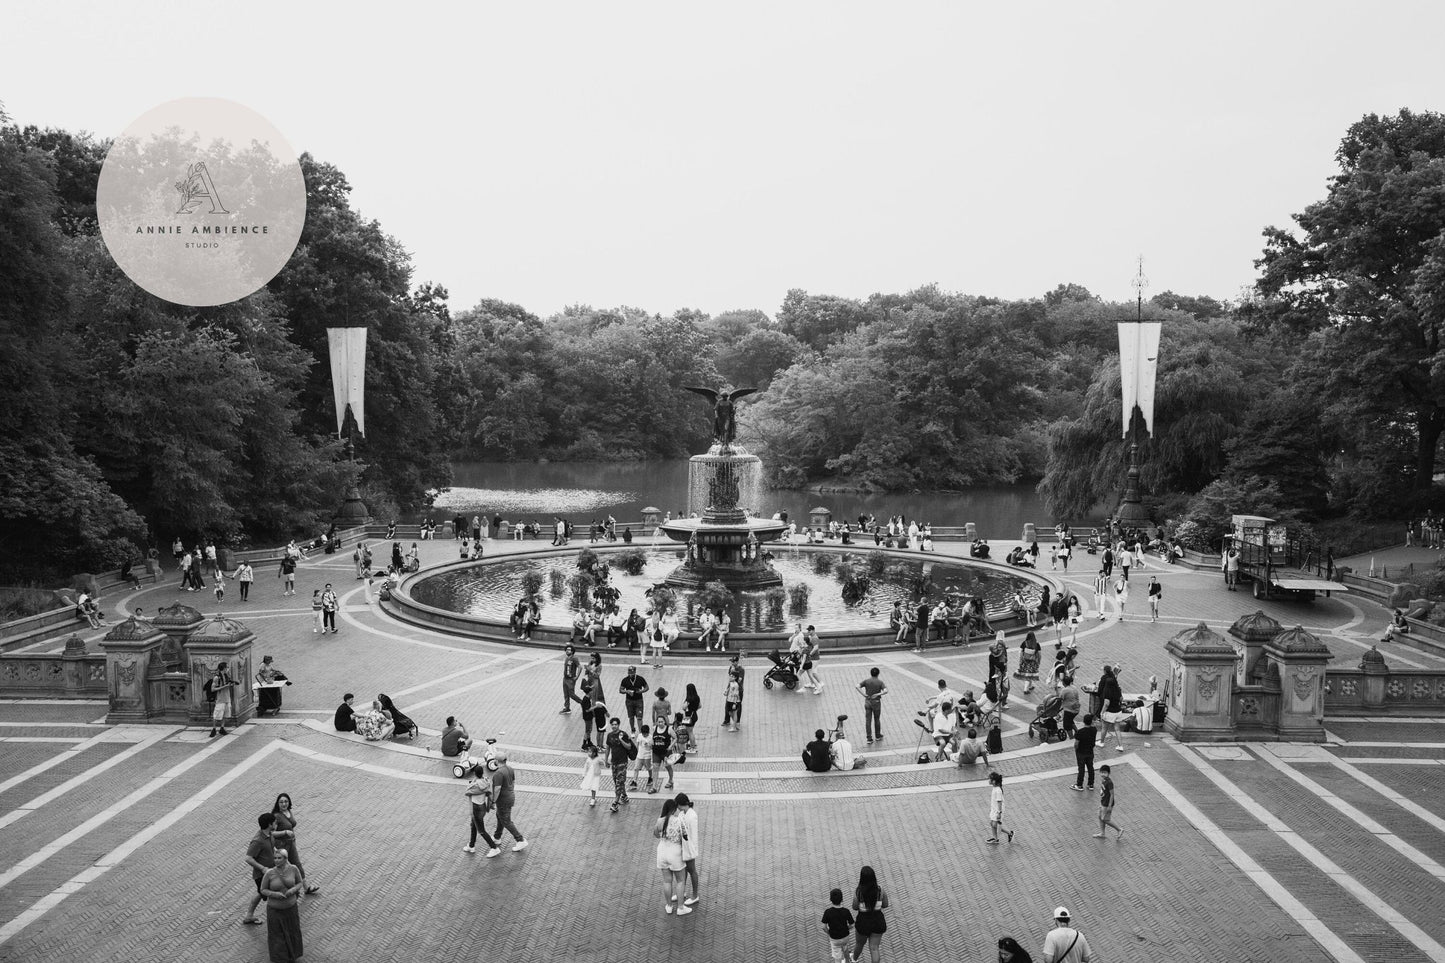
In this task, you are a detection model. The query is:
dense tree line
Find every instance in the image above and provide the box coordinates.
[3,108,1442,579]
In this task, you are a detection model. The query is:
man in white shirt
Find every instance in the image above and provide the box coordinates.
[927,678,965,710]
[1118,547,1133,583]
[1041,906,1092,962]
[830,733,862,770]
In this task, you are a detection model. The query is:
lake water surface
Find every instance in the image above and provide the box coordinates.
[436,461,1086,538]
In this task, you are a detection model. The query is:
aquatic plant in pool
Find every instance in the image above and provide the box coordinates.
[409,547,1044,634]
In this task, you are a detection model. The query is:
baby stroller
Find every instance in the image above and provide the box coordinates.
[1028,692,1066,742]
[762,650,800,690]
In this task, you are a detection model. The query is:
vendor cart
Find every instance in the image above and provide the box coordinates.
[1231,515,1346,603]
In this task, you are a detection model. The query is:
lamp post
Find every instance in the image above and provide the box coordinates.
[327,324,370,523]
[1116,259,1161,529]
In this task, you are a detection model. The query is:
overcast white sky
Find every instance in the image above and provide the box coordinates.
[6,1,1444,318]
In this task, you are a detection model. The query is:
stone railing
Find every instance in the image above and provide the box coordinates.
[1339,572,1393,606]
[1230,683,1283,739]
[1325,655,1445,717]
[0,636,107,697]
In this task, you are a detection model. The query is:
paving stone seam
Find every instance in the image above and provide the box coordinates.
[0,728,175,821]
[1131,755,1367,963]
[1250,747,1445,879]
[0,737,282,948]
[0,727,253,891]
[1172,741,1445,960]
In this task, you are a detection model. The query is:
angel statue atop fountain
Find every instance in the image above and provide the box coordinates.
[683,384,759,448]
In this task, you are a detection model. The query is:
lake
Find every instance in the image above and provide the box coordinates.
[434,461,1088,538]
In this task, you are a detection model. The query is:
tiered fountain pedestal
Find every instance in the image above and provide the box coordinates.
[657,445,787,590]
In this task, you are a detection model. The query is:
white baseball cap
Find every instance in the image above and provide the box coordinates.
[1053,907,1071,921]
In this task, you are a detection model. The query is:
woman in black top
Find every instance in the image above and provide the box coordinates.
[851,865,889,963]
[683,683,701,727]
[377,693,418,740]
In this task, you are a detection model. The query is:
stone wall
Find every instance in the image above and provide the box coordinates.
[0,636,107,698]
[1325,650,1445,717]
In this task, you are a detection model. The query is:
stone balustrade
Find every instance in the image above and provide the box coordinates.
[1324,646,1445,716]
[0,635,107,698]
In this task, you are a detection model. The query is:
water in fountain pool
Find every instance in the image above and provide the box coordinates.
[408,547,1042,633]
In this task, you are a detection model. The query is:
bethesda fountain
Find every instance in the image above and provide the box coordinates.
[655,384,789,589]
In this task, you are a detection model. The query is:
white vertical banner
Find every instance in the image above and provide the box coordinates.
[1118,321,1162,438]
[326,326,368,437]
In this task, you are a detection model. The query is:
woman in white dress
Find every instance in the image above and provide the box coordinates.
[661,610,681,650]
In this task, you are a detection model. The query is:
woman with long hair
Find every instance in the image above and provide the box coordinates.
[376,694,418,740]
[270,793,320,894]
[851,865,889,963]
[654,798,689,914]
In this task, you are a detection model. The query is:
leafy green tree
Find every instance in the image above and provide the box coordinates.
[776,288,876,352]
[1251,109,1445,505]
[0,128,145,578]
[1219,390,1329,519]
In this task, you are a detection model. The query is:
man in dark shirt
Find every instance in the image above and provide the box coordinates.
[604,718,634,813]
[333,693,356,732]
[490,751,528,852]
[857,667,888,744]
[441,716,471,757]
[914,601,930,652]
[1073,713,1097,790]
[242,813,275,924]
[620,666,649,733]
[803,729,833,772]
[561,644,582,714]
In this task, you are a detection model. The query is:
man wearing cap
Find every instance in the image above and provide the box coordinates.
[489,750,529,853]
[1041,906,1092,962]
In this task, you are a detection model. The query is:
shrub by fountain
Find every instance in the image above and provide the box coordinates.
[812,554,835,575]
[567,572,595,607]
[521,571,544,598]
[839,568,872,604]
[764,586,787,618]
[549,569,566,596]
[576,548,599,572]
[694,580,734,617]
[648,585,679,615]
[616,548,647,576]
[865,551,888,576]
[788,583,811,613]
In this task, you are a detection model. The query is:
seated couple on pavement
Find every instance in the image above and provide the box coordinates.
[333,692,419,742]
[803,715,866,772]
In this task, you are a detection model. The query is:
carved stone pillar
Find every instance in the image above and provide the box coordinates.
[99,617,167,723]
[1227,610,1282,687]
[152,603,203,673]
[183,616,257,727]
[1164,622,1237,742]
[1358,645,1389,709]
[1265,625,1333,742]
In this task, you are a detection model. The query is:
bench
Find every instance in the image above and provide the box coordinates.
[0,606,89,654]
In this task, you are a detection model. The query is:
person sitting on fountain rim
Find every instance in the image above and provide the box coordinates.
[955,727,990,767]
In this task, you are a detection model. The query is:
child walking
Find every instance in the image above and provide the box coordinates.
[986,771,1015,844]
[579,745,602,807]
[820,887,856,963]
[723,677,741,733]
[1094,764,1125,839]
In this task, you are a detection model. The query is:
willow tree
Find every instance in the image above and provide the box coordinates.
[1037,316,1281,520]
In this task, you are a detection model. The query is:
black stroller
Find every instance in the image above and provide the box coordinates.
[762,650,800,690]
[1028,692,1067,741]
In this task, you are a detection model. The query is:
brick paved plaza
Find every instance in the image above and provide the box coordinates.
[3,537,1445,962]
